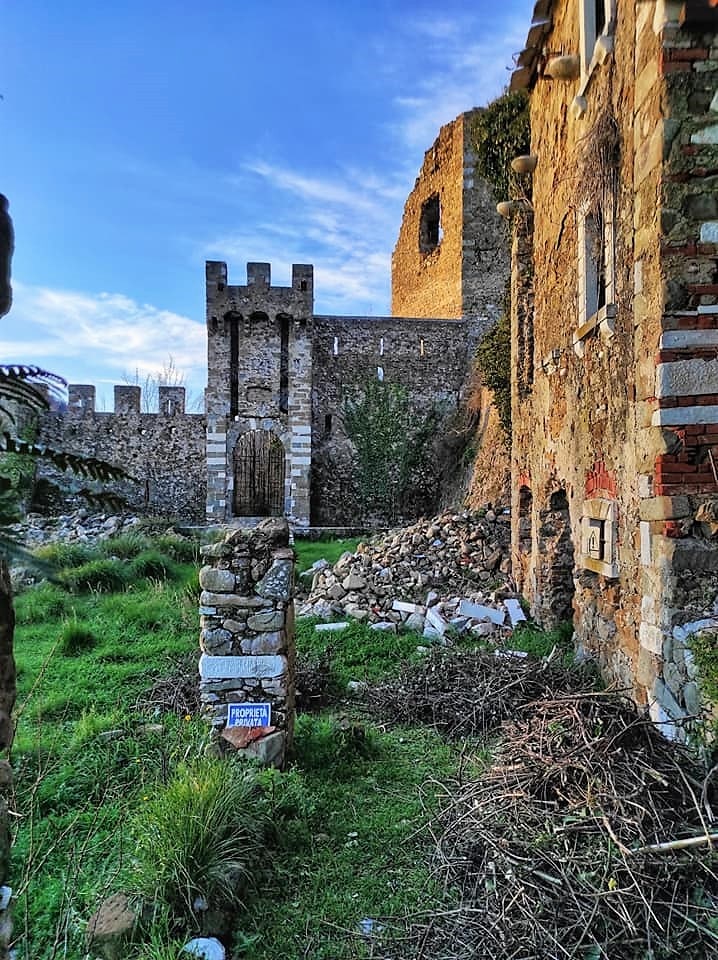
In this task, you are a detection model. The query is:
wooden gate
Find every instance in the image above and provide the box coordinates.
[233,430,285,517]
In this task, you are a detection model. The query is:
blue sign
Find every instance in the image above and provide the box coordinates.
[227,702,272,728]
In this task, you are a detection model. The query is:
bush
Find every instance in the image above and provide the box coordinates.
[59,619,97,656]
[131,757,266,921]
[61,558,128,593]
[129,550,179,583]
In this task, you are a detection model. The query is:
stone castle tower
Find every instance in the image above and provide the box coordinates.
[205,261,314,526]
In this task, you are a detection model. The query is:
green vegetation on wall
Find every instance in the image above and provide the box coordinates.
[470,89,530,204]
[474,288,512,436]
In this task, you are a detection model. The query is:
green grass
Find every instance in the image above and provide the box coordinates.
[240,716,463,960]
[296,617,423,687]
[293,537,362,575]
[10,534,472,960]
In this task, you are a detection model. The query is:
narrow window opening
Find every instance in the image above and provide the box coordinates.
[229,312,240,418]
[324,413,332,434]
[419,194,441,252]
[279,315,290,414]
[300,279,308,291]
[333,336,339,356]
[377,366,384,382]
[379,337,384,356]
[211,317,218,332]
[419,338,426,357]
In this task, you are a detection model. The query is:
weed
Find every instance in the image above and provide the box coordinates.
[154,533,199,564]
[510,620,574,659]
[295,617,420,686]
[59,619,97,656]
[33,541,97,570]
[130,756,266,921]
[292,714,378,774]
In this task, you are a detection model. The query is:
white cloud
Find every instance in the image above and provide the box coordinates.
[2,282,206,403]
[204,162,402,315]
[390,9,531,151]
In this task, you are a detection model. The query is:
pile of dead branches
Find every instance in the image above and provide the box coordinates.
[135,653,201,717]
[295,648,338,712]
[364,647,594,738]
[384,691,718,960]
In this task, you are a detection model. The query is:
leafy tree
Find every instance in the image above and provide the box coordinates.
[343,380,443,523]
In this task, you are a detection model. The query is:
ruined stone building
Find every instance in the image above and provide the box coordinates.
[38,111,506,529]
[509,0,718,732]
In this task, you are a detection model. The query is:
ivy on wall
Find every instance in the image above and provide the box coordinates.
[469,89,531,204]
[468,91,531,439]
[343,381,442,523]
[474,294,512,436]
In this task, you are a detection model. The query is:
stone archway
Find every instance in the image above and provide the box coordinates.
[233,430,285,517]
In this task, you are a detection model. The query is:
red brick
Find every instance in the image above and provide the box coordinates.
[662,60,692,73]
[665,47,710,61]
[661,241,698,254]
[688,284,718,295]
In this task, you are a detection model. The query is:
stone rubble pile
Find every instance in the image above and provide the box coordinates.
[9,509,143,547]
[298,509,523,639]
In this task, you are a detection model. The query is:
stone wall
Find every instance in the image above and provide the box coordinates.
[310,314,482,525]
[37,385,206,519]
[391,110,508,322]
[509,0,718,736]
[198,518,295,768]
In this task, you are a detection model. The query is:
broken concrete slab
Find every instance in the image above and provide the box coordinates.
[504,598,527,626]
[459,599,506,625]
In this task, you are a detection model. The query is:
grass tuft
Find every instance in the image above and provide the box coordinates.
[58,619,97,656]
[130,756,266,921]
[129,550,180,583]
[60,557,129,593]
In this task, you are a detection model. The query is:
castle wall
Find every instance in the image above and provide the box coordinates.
[510,0,718,735]
[391,110,508,323]
[310,314,481,525]
[38,385,206,519]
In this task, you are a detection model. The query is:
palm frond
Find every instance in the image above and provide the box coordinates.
[0,364,66,414]
[1,432,130,482]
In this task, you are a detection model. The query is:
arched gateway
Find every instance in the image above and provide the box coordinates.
[233,430,285,517]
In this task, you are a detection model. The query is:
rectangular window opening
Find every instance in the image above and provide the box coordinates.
[419,194,441,253]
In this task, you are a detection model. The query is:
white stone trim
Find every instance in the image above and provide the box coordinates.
[656,358,718,398]
[660,331,718,349]
[652,405,718,426]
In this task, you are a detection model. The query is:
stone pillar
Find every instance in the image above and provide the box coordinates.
[198,518,295,768]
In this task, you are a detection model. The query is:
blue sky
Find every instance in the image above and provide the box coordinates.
[1,0,533,408]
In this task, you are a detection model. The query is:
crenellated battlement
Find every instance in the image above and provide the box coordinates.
[67,384,191,416]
